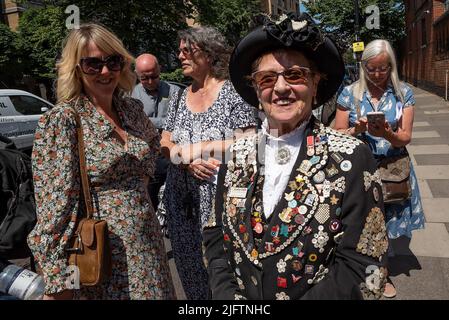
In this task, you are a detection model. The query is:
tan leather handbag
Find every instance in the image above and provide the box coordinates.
[378,150,412,204]
[65,103,112,286]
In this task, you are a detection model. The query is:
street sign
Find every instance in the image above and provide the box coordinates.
[352,42,365,52]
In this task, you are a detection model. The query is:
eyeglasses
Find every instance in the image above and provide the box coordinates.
[79,54,124,75]
[139,74,159,81]
[249,66,313,90]
[363,64,391,75]
[178,47,199,57]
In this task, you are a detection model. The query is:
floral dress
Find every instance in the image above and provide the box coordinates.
[162,80,257,299]
[27,95,175,299]
[337,82,425,239]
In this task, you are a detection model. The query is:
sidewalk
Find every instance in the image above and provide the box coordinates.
[388,85,449,300]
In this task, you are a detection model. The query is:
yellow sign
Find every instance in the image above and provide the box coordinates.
[353,42,365,52]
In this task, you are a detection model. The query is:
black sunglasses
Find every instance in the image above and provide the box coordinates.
[79,54,124,75]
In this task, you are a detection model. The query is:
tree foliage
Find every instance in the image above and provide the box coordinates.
[160,68,189,84]
[306,0,405,54]
[0,23,20,80]
[190,0,261,46]
[22,0,191,70]
[16,6,67,81]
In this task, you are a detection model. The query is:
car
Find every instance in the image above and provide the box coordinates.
[0,89,54,151]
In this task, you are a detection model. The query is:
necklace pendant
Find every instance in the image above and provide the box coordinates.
[276,146,291,165]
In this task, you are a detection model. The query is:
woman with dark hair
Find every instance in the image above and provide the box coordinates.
[160,26,256,299]
[203,13,389,300]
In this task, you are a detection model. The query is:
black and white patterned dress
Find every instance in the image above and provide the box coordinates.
[162,80,256,299]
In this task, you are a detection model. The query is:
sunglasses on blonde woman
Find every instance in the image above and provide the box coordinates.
[250,66,313,90]
[79,54,124,75]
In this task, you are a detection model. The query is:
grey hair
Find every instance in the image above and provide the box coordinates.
[353,39,405,103]
[178,26,231,80]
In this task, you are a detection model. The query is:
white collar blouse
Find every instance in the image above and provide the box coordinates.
[261,118,308,219]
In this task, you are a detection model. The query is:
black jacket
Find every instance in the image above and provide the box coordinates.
[203,119,388,300]
[0,135,36,259]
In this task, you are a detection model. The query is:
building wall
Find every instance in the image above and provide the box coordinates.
[260,0,299,15]
[1,1,45,30]
[2,0,23,30]
[402,0,449,98]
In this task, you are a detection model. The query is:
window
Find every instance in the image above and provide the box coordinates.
[445,0,449,11]
[10,95,50,115]
[434,23,449,59]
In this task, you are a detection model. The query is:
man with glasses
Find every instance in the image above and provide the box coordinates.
[132,54,181,130]
[132,53,181,212]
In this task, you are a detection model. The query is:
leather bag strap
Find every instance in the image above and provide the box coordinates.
[68,99,95,219]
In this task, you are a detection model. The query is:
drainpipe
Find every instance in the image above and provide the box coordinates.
[446,70,449,101]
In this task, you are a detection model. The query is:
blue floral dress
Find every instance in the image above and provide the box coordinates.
[337,82,425,239]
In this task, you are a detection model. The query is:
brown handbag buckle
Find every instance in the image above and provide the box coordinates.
[66,232,83,253]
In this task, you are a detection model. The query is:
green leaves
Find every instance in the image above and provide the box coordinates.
[306,0,405,53]
[16,6,67,80]
[190,0,261,46]
[0,23,18,70]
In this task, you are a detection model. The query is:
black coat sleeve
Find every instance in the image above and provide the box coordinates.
[203,163,245,300]
[301,144,388,300]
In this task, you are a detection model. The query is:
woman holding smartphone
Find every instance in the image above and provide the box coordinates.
[334,39,425,298]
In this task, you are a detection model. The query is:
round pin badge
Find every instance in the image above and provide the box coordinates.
[340,160,352,172]
[288,200,298,208]
[254,222,263,234]
[308,253,318,262]
[313,171,326,183]
[373,186,380,202]
[298,205,308,215]
[295,214,306,225]
[329,219,341,232]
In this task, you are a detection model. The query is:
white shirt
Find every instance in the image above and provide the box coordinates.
[261,119,307,219]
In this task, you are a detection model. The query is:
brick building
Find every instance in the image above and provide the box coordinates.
[1,0,23,30]
[261,0,299,15]
[402,0,449,98]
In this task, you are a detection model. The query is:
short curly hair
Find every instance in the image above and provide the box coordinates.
[178,26,231,80]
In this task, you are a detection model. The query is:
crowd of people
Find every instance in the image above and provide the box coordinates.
[4,12,424,300]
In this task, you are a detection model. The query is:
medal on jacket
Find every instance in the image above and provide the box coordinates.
[307,135,315,156]
[276,146,291,165]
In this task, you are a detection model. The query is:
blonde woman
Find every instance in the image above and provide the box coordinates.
[27,23,175,300]
[334,39,425,298]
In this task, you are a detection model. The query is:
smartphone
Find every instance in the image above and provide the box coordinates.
[366,112,385,126]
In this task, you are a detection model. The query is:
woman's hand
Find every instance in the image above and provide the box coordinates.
[354,117,368,135]
[43,290,73,300]
[367,118,388,137]
[188,158,220,180]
